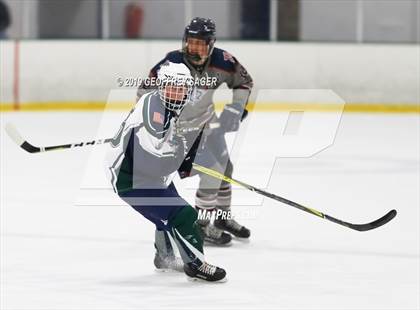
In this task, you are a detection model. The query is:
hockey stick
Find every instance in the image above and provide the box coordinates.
[5,123,112,153]
[192,163,397,232]
[4,122,221,154]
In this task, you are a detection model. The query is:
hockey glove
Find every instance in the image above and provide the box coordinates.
[219,103,248,133]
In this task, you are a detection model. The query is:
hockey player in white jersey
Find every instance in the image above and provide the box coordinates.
[106,62,226,282]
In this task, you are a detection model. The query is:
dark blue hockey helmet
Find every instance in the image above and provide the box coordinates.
[182,17,216,66]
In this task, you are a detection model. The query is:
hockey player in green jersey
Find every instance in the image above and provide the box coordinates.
[106,62,226,282]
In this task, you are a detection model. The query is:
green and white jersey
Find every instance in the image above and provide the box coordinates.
[105,91,186,193]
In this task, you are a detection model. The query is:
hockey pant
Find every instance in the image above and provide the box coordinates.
[119,182,204,265]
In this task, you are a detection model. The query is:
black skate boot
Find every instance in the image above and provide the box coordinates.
[184,261,226,282]
[153,253,184,272]
[197,222,232,245]
[214,218,251,239]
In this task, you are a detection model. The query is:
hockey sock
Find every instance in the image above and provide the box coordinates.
[216,184,232,211]
[154,229,177,258]
[195,188,218,225]
[169,206,204,264]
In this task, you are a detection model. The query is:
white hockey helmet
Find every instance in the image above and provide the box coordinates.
[157,61,194,112]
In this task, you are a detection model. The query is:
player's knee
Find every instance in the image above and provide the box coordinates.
[219,161,233,189]
[224,160,233,178]
[170,205,198,229]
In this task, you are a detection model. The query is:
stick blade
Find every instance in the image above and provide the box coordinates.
[349,209,397,231]
[4,123,40,153]
[5,123,25,146]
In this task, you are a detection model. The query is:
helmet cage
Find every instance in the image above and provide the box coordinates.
[158,75,194,112]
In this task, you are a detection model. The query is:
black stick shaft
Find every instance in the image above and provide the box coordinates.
[20,138,113,153]
[192,163,397,232]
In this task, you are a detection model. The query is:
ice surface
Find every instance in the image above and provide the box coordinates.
[1,111,419,310]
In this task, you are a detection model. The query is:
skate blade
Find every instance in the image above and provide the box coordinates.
[155,268,183,273]
[186,276,228,283]
[232,236,251,243]
[204,240,233,247]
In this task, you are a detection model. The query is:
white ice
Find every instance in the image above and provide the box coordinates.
[1,111,419,310]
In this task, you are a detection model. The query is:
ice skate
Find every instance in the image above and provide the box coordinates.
[214,217,251,239]
[184,261,226,282]
[153,253,184,272]
[197,221,232,245]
